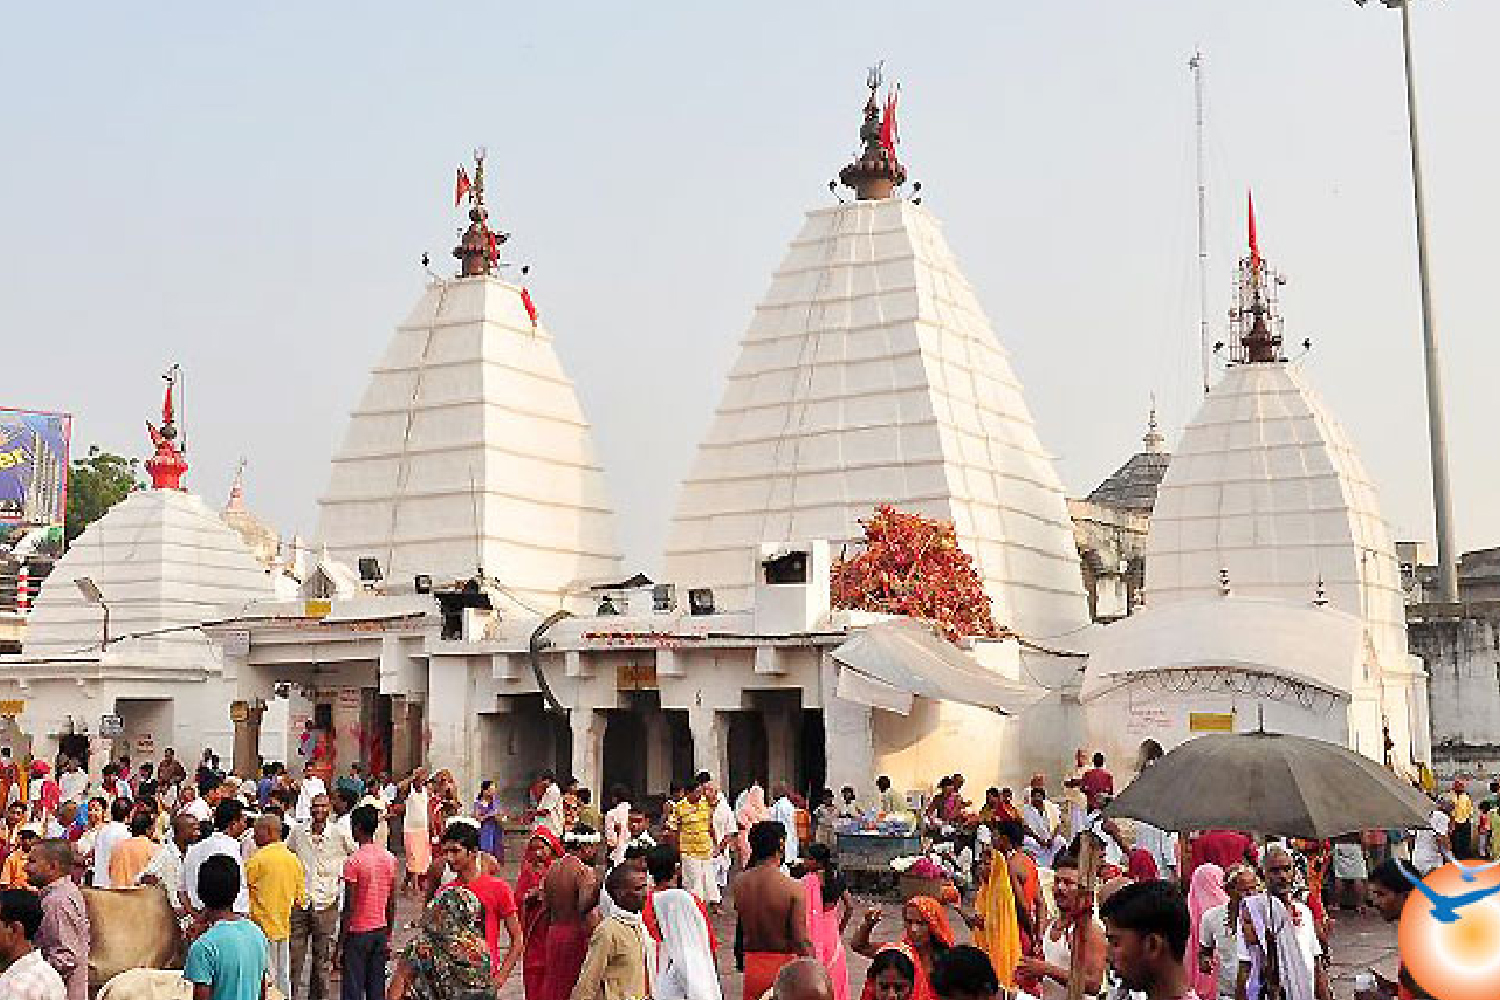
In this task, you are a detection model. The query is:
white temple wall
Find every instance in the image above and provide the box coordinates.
[1082,686,1350,769]
[872,700,1023,797]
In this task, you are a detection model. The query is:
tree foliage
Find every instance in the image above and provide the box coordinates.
[65,446,142,545]
[830,504,1000,642]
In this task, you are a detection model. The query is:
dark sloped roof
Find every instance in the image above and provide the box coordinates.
[1086,449,1171,512]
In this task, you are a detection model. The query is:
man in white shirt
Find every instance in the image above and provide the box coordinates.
[1020,785,1065,868]
[603,787,632,867]
[1198,864,1257,1000]
[295,766,327,824]
[1411,799,1453,874]
[181,799,250,914]
[1236,846,1330,1000]
[141,812,201,917]
[55,763,87,808]
[0,887,67,1000]
[286,793,354,1000]
[534,770,564,836]
[178,784,211,824]
[89,800,131,889]
[768,784,800,864]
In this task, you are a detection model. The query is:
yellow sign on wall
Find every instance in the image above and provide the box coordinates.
[1190,712,1235,733]
[617,662,658,691]
[0,700,23,717]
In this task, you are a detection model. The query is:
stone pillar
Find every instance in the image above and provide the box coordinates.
[390,695,412,776]
[820,654,876,799]
[687,704,726,785]
[765,707,796,790]
[570,709,603,795]
[645,712,672,795]
[427,666,473,790]
[230,700,266,777]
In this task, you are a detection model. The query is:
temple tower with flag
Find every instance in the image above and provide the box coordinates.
[3,371,279,776]
[1082,196,1431,771]
[663,70,1089,643]
[316,151,622,609]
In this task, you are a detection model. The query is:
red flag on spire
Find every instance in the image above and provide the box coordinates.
[1248,190,1261,271]
[521,287,539,328]
[455,166,472,207]
[879,84,900,158]
[162,380,174,425]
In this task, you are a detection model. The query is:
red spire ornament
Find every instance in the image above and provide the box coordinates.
[145,366,188,490]
[838,64,908,201]
[452,148,510,277]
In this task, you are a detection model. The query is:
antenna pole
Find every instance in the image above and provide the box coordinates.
[1190,50,1211,395]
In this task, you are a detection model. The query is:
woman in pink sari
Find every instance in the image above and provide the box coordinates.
[1187,862,1229,1000]
[734,782,769,865]
[802,843,854,1000]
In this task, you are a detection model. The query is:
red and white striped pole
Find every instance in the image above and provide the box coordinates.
[15,565,30,616]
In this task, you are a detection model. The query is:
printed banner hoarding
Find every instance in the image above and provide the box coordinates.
[0,408,71,527]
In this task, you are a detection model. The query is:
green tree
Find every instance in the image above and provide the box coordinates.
[64,446,142,545]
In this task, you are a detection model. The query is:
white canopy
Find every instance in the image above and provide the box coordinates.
[1081,596,1365,701]
[830,619,1046,716]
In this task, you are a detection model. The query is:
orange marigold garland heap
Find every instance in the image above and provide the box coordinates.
[830,505,999,642]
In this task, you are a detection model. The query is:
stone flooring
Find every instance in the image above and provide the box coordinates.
[370,864,1398,1000]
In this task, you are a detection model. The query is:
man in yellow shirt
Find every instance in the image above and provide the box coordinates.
[245,814,306,997]
[666,780,718,907]
[1452,779,1476,858]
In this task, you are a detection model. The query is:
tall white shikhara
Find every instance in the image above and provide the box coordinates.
[664,197,1089,640]
[318,275,622,612]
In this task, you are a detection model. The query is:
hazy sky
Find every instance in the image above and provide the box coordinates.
[3,2,1496,574]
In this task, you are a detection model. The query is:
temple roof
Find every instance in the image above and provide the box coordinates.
[22,488,273,662]
[1085,410,1171,513]
[1142,361,1407,668]
[663,197,1089,638]
[316,274,622,611]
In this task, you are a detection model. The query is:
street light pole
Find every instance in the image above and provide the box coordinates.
[1363,0,1460,601]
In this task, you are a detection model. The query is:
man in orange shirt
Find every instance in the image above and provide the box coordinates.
[107,814,160,888]
[0,826,38,890]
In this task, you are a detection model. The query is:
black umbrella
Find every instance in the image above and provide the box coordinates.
[1101,730,1432,839]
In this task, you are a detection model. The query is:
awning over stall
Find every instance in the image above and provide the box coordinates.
[830,619,1046,716]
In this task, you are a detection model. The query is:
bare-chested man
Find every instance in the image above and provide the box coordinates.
[737,819,812,1000]
[539,824,602,1000]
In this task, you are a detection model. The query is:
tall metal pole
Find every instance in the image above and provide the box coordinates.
[1393,0,1460,601]
[1190,51,1211,395]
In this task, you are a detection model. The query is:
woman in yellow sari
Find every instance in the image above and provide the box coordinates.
[964,820,1035,988]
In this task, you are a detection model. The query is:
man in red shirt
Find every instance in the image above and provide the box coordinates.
[1073,752,1114,800]
[338,805,396,1000]
[440,820,521,987]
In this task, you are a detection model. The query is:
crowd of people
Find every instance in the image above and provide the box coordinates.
[0,744,1454,1000]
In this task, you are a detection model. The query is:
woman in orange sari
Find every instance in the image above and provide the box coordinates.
[513,825,563,1000]
[852,895,955,1000]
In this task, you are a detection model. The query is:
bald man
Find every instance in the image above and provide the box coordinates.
[773,958,834,1000]
[245,812,307,997]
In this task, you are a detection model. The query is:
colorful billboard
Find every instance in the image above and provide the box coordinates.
[0,408,71,529]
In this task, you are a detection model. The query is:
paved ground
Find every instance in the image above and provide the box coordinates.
[358,862,1398,1000]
